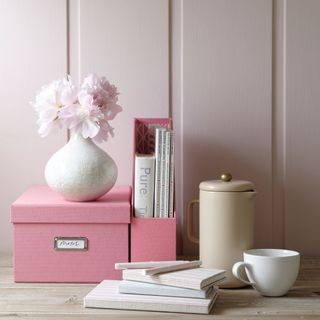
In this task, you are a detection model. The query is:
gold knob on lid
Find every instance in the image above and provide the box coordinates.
[221,173,232,182]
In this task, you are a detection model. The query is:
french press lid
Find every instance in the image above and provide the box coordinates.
[199,173,255,192]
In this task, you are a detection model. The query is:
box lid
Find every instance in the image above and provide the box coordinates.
[11,185,131,224]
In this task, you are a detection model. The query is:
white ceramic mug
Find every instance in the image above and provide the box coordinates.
[232,249,300,296]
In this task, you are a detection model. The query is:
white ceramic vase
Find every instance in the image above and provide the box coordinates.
[45,132,118,201]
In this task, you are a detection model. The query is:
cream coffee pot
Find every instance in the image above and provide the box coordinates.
[187,173,256,288]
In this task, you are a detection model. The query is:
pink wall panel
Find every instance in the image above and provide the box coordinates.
[0,0,67,254]
[178,0,273,255]
[285,0,320,255]
[77,0,170,186]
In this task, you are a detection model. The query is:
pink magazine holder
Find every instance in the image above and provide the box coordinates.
[131,118,176,261]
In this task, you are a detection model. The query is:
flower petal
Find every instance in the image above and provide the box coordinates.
[104,104,123,120]
[81,119,100,139]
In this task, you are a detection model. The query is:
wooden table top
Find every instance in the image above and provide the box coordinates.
[0,256,319,319]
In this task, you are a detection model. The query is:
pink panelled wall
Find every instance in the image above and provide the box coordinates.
[1,0,320,256]
[0,0,67,256]
[178,0,273,255]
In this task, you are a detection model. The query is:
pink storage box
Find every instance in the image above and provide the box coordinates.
[131,118,176,261]
[11,185,131,283]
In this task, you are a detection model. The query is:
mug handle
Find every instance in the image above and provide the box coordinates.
[187,199,199,244]
[232,262,255,285]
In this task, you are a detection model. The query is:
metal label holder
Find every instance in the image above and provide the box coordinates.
[54,237,88,251]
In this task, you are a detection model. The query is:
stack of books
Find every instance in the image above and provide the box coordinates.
[134,126,174,218]
[84,261,226,314]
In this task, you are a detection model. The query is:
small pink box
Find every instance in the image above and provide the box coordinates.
[11,185,131,283]
[131,118,176,262]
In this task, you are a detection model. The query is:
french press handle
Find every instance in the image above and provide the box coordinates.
[186,199,200,244]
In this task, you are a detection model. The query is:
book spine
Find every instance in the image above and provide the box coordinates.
[159,129,168,218]
[134,154,155,218]
[168,131,175,218]
[119,281,210,298]
[122,269,199,290]
[163,130,171,218]
[154,128,164,217]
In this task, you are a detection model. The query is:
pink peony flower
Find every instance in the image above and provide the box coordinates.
[75,73,122,141]
[31,76,77,137]
[60,92,104,139]
[80,73,122,120]
[32,73,122,142]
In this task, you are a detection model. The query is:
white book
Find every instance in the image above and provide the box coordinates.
[154,127,166,218]
[159,128,167,218]
[115,260,188,270]
[119,280,215,298]
[134,153,155,218]
[163,130,171,217]
[84,280,218,314]
[168,130,175,218]
[122,267,226,290]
